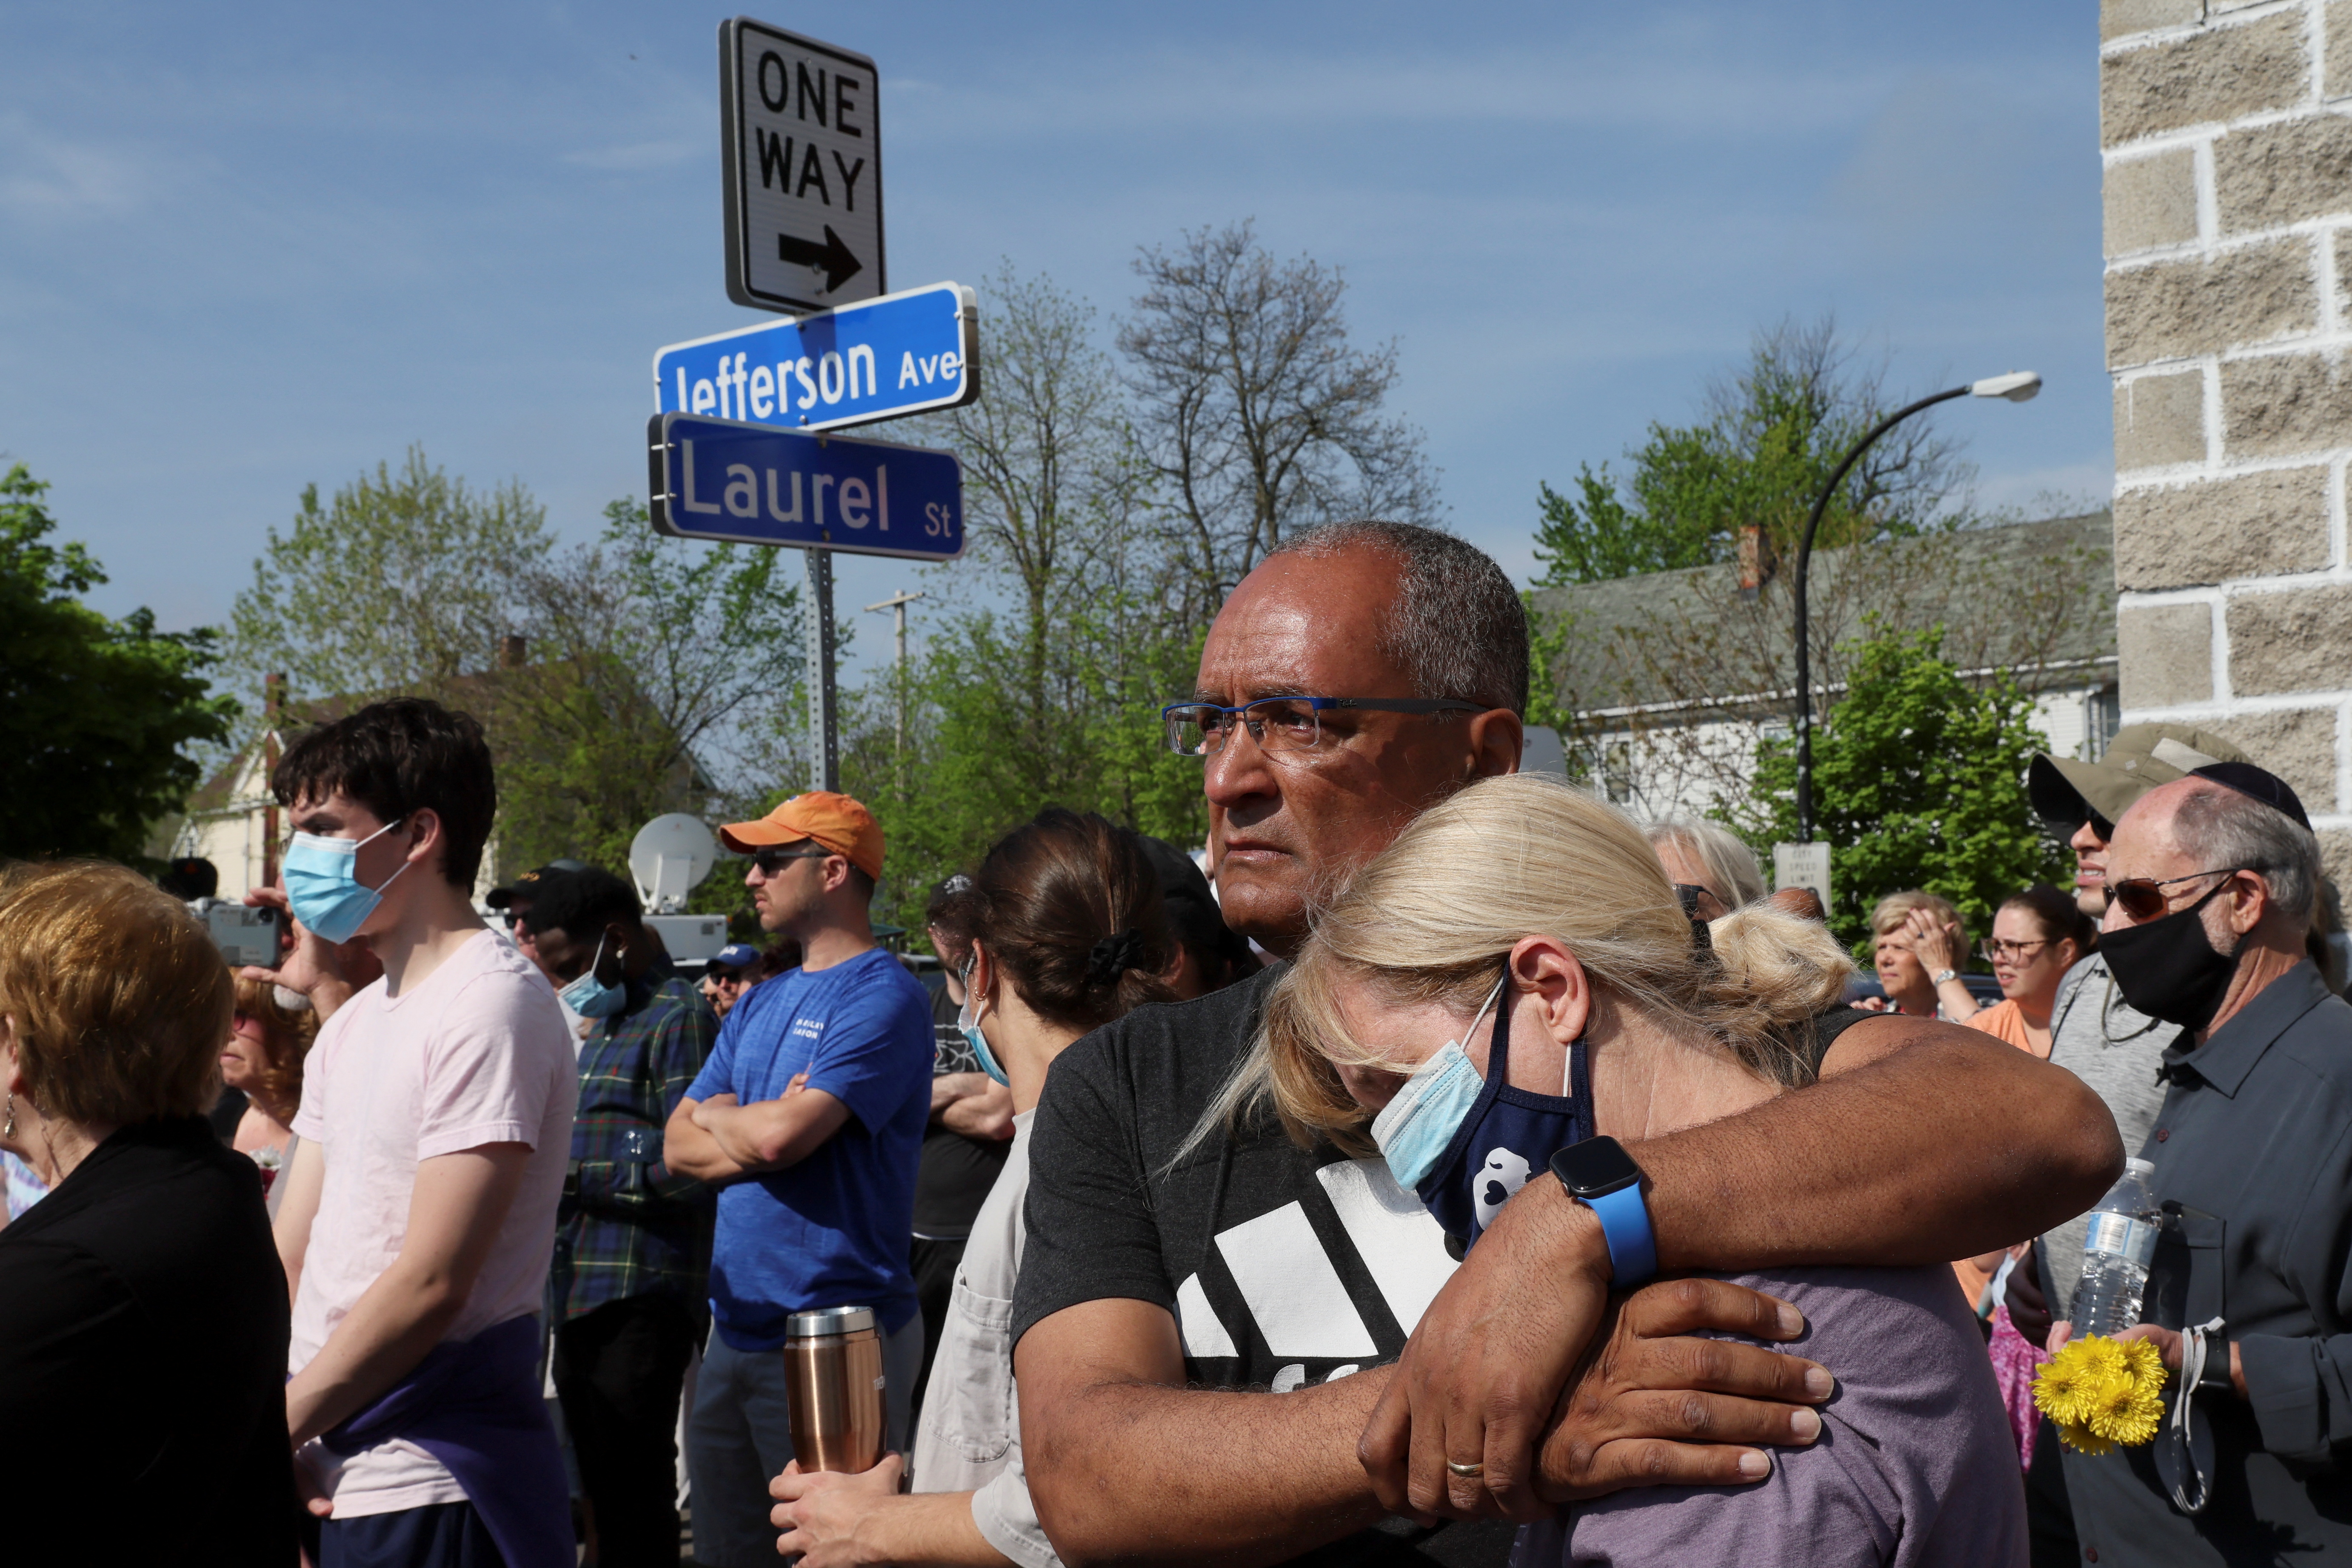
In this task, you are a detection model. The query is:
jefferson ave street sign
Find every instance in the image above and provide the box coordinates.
[647,413,964,562]
[652,282,976,434]
[721,18,883,314]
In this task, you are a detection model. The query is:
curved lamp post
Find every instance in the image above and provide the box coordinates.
[1793,370,2041,842]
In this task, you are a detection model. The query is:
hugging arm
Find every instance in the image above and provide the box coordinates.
[1364,1014,2125,1517]
[1013,1054,1833,1565]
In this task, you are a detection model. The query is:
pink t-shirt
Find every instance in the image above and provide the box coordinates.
[288,928,578,1519]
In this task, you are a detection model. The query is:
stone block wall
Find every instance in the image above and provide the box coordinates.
[2105,0,2352,878]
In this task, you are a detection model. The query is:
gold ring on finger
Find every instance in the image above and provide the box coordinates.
[1445,1459,1485,1479]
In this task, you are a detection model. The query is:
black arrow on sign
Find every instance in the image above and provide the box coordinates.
[776,226,863,293]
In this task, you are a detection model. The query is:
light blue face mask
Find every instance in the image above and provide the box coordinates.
[958,954,1009,1087]
[559,932,628,1019]
[282,818,411,945]
[1369,976,1508,1191]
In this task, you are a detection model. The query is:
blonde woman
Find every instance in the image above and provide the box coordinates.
[1258,774,2024,1566]
[1645,816,1767,921]
[1867,891,1978,1022]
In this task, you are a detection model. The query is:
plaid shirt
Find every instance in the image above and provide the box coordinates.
[549,957,717,1322]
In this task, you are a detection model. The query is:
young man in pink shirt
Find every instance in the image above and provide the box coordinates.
[254,698,579,1568]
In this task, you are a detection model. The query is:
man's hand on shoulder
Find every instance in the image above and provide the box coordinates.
[1360,1181,1828,1522]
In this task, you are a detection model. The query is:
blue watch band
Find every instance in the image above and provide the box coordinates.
[1583,1181,1658,1287]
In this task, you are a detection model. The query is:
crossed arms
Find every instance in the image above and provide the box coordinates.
[666,1073,851,1182]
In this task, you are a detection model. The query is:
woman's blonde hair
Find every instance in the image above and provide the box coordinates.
[0,861,234,1126]
[1870,889,1965,945]
[1645,816,1768,908]
[1192,775,1852,1162]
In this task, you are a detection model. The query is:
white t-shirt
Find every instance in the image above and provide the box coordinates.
[912,1110,1059,1568]
[288,928,579,1518]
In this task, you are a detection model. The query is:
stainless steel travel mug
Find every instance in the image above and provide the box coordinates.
[783,1305,887,1473]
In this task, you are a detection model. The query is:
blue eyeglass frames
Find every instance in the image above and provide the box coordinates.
[1160,695,1485,757]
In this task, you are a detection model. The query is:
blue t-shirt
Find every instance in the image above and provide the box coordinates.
[687,947,933,1348]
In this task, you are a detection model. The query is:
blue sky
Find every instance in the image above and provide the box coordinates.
[1,1,2102,677]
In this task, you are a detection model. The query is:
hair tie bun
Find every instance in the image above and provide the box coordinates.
[1088,928,1145,984]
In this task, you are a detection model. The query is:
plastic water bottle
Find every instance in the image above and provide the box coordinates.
[2067,1157,2161,1337]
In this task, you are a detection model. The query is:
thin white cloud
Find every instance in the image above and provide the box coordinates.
[0,118,160,219]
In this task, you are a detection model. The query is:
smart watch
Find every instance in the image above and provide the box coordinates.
[1549,1136,1657,1287]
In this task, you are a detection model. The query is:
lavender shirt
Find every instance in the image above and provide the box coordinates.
[1516,1265,2026,1568]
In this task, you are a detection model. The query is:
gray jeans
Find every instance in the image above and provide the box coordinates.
[686,1314,923,1567]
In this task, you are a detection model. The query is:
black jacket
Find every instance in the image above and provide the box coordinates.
[0,1116,299,1565]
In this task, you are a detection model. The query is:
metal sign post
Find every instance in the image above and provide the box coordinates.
[645,20,968,802]
[807,550,839,791]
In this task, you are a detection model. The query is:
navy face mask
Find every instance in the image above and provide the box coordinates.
[1414,986,1594,1250]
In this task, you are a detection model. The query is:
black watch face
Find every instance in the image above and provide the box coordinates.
[1551,1135,1641,1197]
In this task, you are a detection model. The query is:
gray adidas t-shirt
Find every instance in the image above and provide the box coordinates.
[2036,954,2176,1310]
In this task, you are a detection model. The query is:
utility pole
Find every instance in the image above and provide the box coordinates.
[262,673,285,893]
[865,590,926,788]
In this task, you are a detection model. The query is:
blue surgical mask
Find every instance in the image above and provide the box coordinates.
[559,933,628,1019]
[1374,973,1594,1249]
[958,955,1009,1087]
[1372,977,1506,1190]
[282,818,411,945]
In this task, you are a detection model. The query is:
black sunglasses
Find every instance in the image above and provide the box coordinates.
[750,845,835,876]
[2108,866,2262,923]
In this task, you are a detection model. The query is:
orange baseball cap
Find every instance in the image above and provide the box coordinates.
[719,791,885,880]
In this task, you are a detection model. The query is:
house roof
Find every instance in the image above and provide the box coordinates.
[1529,510,2116,719]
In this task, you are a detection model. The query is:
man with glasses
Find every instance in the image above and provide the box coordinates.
[1010,520,2119,1567]
[2001,725,2253,1560]
[663,792,933,1567]
[700,943,767,1022]
[2007,731,2245,1321]
[2056,763,2352,1563]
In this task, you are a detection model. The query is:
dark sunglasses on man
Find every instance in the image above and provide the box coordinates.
[2107,866,2264,923]
[749,844,836,877]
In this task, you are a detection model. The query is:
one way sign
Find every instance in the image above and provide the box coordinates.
[721,18,884,315]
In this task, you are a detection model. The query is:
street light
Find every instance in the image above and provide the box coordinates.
[1792,371,2040,842]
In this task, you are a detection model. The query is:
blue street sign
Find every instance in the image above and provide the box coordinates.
[652,280,976,435]
[647,412,964,562]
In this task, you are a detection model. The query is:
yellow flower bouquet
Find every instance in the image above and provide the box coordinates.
[2032,1334,2169,1456]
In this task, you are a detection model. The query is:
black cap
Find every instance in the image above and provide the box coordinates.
[485,858,592,910]
[521,866,642,940]
[158,856,219,901]
[2189,762,2312,831]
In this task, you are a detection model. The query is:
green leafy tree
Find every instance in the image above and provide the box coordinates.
[1741,625,2070,955]
[494,500,805,875]
[228,446,554,711]
[0,463,235,861]
[1533,317,1969,588]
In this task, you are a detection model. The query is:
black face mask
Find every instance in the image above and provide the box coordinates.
[2101,881,2244,1031]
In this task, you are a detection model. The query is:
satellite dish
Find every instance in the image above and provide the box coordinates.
[630,814,719,914]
